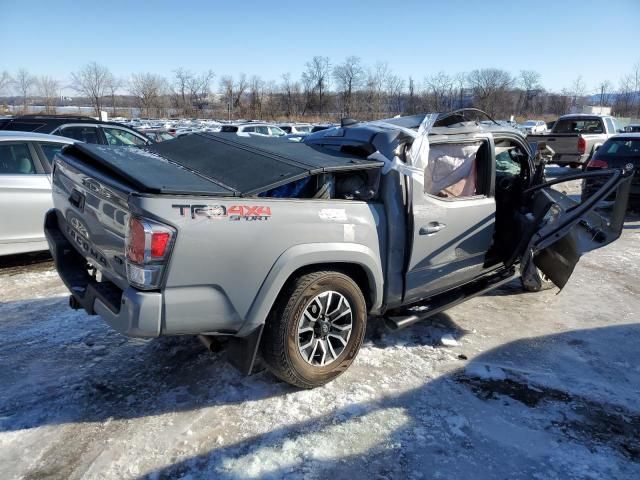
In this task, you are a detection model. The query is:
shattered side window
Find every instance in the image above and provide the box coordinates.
[495,147,523,175]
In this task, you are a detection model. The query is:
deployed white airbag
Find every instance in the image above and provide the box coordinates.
[423,143,481,197]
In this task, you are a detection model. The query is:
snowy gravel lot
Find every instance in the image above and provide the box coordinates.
[1,171,639,479]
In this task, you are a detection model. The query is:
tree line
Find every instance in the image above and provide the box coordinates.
[1,57,639,121]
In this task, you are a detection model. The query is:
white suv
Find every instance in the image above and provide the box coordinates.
[519,120,547,134]
[277,123,313,135]
[220,123,286,137]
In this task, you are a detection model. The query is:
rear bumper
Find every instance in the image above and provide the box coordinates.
[45,209,162,337]
[45,209,248,337]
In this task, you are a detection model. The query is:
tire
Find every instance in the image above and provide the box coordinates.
[261,270,367,388]
[521,267,555,292]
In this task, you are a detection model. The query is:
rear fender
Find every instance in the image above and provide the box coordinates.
[238,242,383,336]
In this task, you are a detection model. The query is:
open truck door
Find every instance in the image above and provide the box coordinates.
[514,165,634,290]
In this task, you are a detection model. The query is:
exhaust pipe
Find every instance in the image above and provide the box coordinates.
[198,334,223,352]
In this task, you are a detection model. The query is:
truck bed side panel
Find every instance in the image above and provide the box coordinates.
[131,195,386,334]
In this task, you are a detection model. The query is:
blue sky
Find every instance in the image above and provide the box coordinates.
[2,0,638,94]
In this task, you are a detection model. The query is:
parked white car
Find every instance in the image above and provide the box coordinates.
[519,120,547,135]
[277,123,313,134]
[219,123,287,137]
[0,131,75,255]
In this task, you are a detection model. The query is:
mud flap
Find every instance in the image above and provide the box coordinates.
[520,166,633,289]
[226,325,264,375]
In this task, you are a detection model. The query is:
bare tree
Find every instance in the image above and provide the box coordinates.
[187,70,215,115]
[597,80,613,108]
[37,76,59,114]
[300,71,315,116]
[129,73,166,117]
[467,68,514,117]
[570,75,586,110]
[248,75,264,119]
[519,70,542,115]
[333,56,363,117]
[633,61,640,117]
[386,73,405,115]
[614,74,635,116]
[406,77,418,114]
[105,74,122,116]
[172,68,193,114]
[219,75,233,119]
[71,62,111,116]
[290,80,304,118]
[280,73,295,119]
[262,80,278,119]
[547,89,571,116]
[218,74,248,118]
[454,72,467,110]
[425,72,454,111]
[304,56,331,116]
[0,70,12,94]
[15,69,36,112]
[233,73,248,110]
[363,62,393,118]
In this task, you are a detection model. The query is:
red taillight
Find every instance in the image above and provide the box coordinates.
[127,217,146,264]
[126,216,174,264]
[151,232,170,258]
[586,158,608,169]
[578,137,587,155]
[125,216,175,290]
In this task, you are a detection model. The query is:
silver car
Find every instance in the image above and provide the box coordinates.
[0,131,75,256]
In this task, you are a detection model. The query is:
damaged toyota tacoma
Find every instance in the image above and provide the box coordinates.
[45,110,633,388]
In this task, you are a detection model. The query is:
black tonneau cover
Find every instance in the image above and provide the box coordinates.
[65,133,383,197]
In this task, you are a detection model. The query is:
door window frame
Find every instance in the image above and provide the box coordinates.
[415,136,495,203]
[493,133,535,191]
[33,141,71,173]
[53,123,105,144]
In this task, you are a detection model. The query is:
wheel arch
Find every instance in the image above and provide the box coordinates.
[238,243,383,336]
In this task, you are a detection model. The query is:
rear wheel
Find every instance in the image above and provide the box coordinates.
[261,270,367,388]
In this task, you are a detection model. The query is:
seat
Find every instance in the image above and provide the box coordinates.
[82,131,100,144]
[16,157,34,174]
[0,156,34,174]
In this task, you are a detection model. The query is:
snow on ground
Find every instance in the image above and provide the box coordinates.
[0,180,639,479]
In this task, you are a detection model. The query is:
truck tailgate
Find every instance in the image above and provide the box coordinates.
[543,134,580,156]
[49,153,132,291]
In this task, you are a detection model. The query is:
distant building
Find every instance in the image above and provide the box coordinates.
[580,105,612,116]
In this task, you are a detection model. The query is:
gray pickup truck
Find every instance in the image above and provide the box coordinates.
[44,111,632,388]
[527,114,621,167]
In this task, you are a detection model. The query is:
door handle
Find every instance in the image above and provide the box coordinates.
[419,222,446,235]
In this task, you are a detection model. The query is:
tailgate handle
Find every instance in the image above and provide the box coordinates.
[69,190,85,210]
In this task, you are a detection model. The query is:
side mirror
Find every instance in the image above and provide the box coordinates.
[618,129,625,133]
